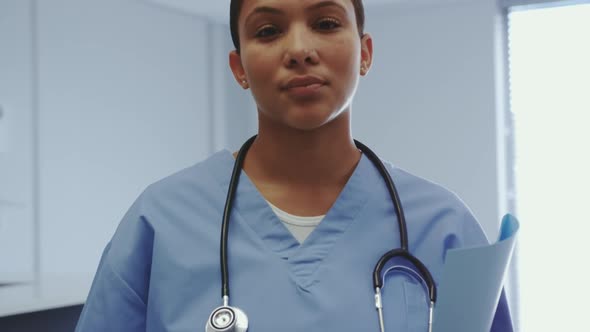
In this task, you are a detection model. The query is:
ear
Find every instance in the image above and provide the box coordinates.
[229,50,249,89]
[360,33,373,76]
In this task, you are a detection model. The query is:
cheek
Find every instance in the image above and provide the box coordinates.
[240,50,278,108]
[242,48,276,83]
[326,38,359,73]
[323,38,361,90]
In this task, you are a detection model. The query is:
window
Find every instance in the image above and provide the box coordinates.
[508,3,590,331]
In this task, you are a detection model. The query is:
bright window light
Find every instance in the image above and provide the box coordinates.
[508,4,590,331]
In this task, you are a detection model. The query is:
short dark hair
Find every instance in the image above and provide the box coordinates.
[230,0,365,53]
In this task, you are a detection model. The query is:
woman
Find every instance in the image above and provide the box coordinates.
[76,0,513,331]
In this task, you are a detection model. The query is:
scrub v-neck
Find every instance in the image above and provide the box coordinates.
[212,150,375,288]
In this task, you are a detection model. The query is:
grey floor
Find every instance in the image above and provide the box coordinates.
[0,305,83,332]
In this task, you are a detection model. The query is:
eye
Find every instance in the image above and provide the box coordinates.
[315,18,341,31]
[255,25,280,38]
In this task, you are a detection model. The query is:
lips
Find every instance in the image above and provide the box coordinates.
[281,75,327,98]
[282,75,327,90]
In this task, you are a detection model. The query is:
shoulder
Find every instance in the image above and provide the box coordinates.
[123,149,235,225]
[382,160,491,247]
[105,150,234,269]
[383,161,468,213]
[143,150,233,202]
[109,150,234,250]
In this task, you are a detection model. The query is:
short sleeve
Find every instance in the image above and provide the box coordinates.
[75,191,154,332]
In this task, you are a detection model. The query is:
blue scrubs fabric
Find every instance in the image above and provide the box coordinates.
[75,151,513,332]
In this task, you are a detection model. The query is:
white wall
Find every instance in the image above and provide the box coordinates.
[1,0,215,316]
[355,0,508,240]
[0,0,35,285]
[37,0,211,280]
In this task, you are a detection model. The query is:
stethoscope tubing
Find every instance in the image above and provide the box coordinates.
[220,135,257,298]
[352,140,409,251]
[219,134,437,306]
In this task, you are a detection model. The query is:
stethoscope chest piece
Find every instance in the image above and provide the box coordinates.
[206,305,249,332]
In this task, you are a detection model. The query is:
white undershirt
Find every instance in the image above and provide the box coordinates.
[266,201,325,244]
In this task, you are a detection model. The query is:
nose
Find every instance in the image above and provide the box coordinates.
[282,25,319,69]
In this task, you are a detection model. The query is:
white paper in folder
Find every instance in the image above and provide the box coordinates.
[432,214,519,332]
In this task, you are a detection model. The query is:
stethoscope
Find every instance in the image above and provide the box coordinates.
[206,135,437,332]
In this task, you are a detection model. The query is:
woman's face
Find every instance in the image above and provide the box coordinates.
[229,0,373,131]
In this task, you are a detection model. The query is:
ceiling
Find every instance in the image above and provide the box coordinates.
[146,0,408,23]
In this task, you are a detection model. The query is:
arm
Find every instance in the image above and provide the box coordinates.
[75,192,154,332]
[75,243,147,332]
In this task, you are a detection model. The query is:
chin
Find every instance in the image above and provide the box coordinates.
[260,100,348,132]
[284,111,342,132]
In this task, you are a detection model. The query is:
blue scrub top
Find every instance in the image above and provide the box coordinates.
[75,150,513,331]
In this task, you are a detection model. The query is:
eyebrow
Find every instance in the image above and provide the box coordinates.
[244,1,348,27]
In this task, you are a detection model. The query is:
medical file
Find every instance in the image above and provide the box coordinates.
[433,214,519,332]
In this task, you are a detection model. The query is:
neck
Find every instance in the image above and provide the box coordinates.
[243,111,360,187]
